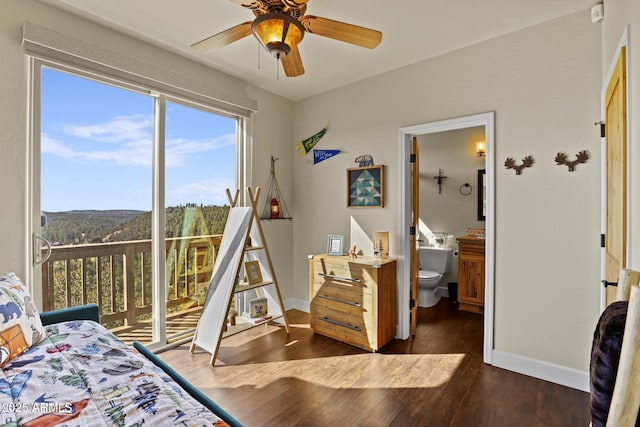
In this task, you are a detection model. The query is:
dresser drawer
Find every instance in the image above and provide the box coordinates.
[312,257,373,295]
[312,284,372,316]
[311,304,375,351]
[312,276,370,298]
[459,241,485,256]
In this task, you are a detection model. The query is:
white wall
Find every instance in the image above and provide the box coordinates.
[292,10,602,378]
[0,0,295,299]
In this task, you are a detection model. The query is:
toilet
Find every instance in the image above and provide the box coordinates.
[417,246,453,307]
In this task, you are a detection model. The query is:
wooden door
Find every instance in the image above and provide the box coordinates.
[605,47,627,305]
[411,136,419,335]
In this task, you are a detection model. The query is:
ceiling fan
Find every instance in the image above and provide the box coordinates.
[191,0,383,77]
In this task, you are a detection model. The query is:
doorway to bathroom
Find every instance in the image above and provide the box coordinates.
[399,112,495,364]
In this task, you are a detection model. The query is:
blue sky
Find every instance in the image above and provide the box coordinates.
[41,67,236,212]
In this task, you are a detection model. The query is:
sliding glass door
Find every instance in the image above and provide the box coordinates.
[32,62,238,347]
[162,101,236,345]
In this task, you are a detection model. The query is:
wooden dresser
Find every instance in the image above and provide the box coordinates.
[309,254,397,351]
[457,235,485,314]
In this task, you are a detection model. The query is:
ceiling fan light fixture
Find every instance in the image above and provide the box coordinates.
[252,11,305,58]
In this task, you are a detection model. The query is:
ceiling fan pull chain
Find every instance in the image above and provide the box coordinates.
[257,44,261,70]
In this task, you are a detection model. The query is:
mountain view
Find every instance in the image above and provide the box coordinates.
[43,205,230,246]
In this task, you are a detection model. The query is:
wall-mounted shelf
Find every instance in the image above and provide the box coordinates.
[261,156,292,220]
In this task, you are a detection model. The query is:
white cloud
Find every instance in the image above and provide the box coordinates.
[41,133,77,158]
[167,178,236,206]
[62,114,152,143]
[43,115,235,168]
[42,132,152,166]
[165,134,235,167]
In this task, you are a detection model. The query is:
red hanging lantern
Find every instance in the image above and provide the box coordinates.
[270,198,280,219]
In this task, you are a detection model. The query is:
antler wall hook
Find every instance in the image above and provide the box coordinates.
[504,156,534,175]
[555,150,590,172]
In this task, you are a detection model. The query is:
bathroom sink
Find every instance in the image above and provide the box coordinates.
[426,232,451,247]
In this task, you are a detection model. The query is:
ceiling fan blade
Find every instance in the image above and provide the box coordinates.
[282,0,309,9]
[228,0,262,10]
[191,21,253,50]
[300,16,382,49]
[281,45,305,77]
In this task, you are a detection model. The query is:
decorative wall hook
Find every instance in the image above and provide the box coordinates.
[555,150,590,172]
[355,155,374,167]
[504,156,534,175]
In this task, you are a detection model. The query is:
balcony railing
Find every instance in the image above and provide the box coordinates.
[41,235,222,340]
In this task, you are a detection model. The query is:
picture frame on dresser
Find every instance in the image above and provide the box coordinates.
[347,165,384,207]
[327,235,344,255]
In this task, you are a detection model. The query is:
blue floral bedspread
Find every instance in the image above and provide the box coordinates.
[0,320,227,426]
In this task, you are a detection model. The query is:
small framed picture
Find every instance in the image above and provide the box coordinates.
[250,297,268,318]
[244,260,263,285]
[327,235,344,256]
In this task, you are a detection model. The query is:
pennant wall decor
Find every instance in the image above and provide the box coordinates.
[296,128,327,156]
[313,149,341,164]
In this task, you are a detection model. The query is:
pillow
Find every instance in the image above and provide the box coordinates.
[589,301,640,427]
[0,273,47,365]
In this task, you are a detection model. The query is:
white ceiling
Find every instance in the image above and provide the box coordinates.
[39,0,596,101]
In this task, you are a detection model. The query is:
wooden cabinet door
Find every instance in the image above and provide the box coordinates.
[458,252,485,313]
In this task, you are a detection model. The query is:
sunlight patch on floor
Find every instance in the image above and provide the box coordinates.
[206,353,466,390]
[218,323,282,347]
[214,321,310,348]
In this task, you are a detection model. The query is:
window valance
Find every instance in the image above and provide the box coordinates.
[22,20,257,117]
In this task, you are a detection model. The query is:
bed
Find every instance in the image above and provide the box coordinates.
[590,269,640,427]
[0,272,242,426]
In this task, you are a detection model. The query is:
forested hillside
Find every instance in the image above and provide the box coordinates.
[43,205,230,245]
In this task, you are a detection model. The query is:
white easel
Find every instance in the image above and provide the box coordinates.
[190,187,290,366]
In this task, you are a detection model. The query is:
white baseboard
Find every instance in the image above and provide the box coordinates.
[492,350,590,392]
[284,298,309,313]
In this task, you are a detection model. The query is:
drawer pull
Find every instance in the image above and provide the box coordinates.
[319,316,361,332]
[318,273,361,283]
[318,294,361,307]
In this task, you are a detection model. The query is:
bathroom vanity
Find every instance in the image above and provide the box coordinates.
[456,235,485,314]
[309,254,397,351]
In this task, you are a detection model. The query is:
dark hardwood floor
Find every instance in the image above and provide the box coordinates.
[159,299,590,426]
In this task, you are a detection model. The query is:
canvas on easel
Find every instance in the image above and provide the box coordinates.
[190,187,289,366]
[190,206,252,358]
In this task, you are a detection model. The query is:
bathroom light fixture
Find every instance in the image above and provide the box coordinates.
[476,141,486,157]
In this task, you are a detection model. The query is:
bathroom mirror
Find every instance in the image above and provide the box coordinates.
[478,169,486,221]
